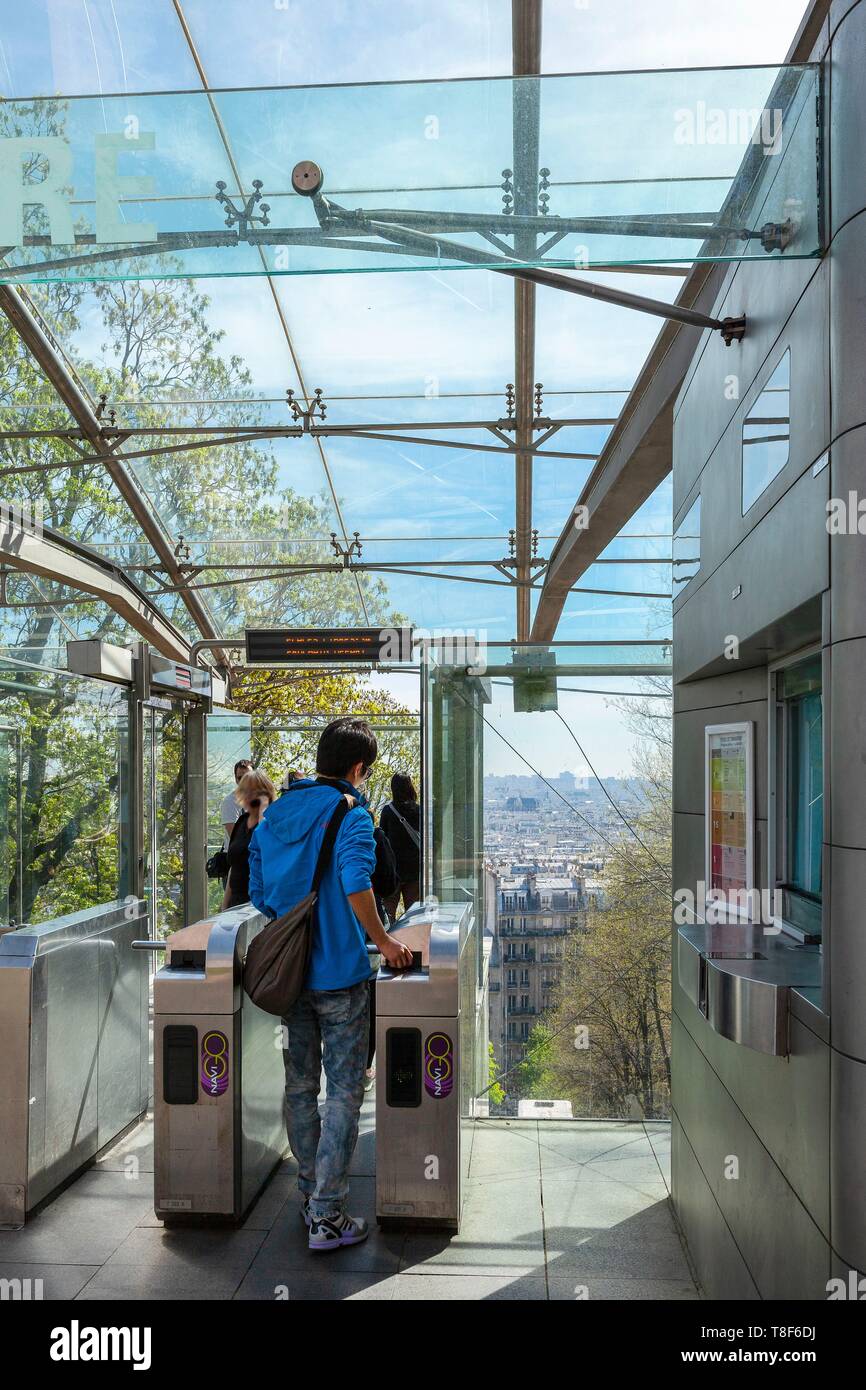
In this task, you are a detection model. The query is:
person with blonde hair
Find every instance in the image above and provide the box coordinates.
[222,768,277,910]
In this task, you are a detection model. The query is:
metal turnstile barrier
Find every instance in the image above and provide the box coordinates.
[149,904,286,1223]
[375,901,468,1231]
[0,899,150,1227]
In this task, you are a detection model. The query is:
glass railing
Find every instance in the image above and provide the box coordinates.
[424,640,673,1119]
[0,63,821,283]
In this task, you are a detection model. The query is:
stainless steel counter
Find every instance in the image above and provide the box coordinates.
[677,922,823,1056]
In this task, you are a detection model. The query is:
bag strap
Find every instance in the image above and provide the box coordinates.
[387,801,422,850]
[311,796,353,894]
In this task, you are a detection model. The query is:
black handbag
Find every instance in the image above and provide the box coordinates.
[243,797,351,1017]
[206,848,229,880]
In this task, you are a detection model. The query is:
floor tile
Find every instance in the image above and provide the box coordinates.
[101,1225,266,1293]
[0,1263,99,1300]
[0,1191,153,1265]
[547,1277,699,1301]
[234,1268,398,1300]
[543,1238,693,1281]
[392,1273,548,1300]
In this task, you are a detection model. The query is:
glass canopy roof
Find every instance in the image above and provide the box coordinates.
[0,64,820,283]
[0,1,822,661]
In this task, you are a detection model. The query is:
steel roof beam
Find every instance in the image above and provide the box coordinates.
[0,283,223,650]
[0,520,191,660]
[512,0,543,642]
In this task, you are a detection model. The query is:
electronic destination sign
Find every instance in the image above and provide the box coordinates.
[244,627,414,665]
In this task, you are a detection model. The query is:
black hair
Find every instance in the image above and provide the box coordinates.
[391,772,417,804]
[234,759,252,778]
[316,718,378,779]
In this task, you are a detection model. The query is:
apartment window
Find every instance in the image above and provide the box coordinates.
[507,969,517,986]
[520,970,530,986]
[773,652,823,940]
[521,994,530,1011]
[742,349,791,513]
[521,1022,530,1040]
[673,495,701,591]
[508,994,517,1011]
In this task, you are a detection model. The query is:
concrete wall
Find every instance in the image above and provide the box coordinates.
[671,0,866,1299]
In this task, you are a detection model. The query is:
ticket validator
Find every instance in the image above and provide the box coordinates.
[149,905,286,1223]
[375,901,469,1231]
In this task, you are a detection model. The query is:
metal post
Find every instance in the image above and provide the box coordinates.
[184,703,209,926]
[130,641,149,906]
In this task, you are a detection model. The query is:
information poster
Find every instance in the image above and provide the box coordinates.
[705,723,753,898]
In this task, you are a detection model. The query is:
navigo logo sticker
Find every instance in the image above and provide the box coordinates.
[201,1029,229,1097]
[424,1032,453,1099]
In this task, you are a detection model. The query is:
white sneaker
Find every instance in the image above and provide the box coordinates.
[308,1212,369,1251]
[363,1067,376,1091]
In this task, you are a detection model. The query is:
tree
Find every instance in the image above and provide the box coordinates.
[513,1022,557,1101]
[540,680,673,1118]
[486,1041,506,1109]
[230,667,420,810]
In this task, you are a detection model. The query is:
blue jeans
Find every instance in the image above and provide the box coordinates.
[281,980,369,1221]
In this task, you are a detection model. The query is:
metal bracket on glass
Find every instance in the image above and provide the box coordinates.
[286,387,327,429]
[330,531,363,567]
[215,179,271,242]
[290,162,749,345]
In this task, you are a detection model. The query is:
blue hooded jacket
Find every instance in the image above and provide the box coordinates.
[248,777,375,991]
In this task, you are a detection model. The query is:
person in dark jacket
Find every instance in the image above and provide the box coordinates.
[248,718,411,1252]
[222,769,277,909]
[380,772,421,919]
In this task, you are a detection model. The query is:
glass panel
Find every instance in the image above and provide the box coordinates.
[786,683,823,902]
[0,725,18,926]
[0,656,129,925]
[673,495,701,592]
[206,709,252,913]
[144,704,186,936]
[742,349,791,512]
[0,64,820,284]
[424,641,672,1118]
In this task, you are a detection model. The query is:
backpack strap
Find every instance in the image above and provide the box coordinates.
[311,796,353,894]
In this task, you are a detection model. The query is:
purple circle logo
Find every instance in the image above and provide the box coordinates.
[424,1031,453,1099]
[201,1029,229,1097]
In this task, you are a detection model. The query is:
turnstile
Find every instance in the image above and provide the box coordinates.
[150,904,286,1223]
[0,899,150,1227]
[375,901,468,1230]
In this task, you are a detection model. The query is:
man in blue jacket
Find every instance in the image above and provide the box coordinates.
[248,717,412,1252]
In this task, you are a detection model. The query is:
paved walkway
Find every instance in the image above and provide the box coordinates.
[0,1100,700,1301]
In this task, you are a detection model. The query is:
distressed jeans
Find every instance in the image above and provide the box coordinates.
[281,980,369,1221]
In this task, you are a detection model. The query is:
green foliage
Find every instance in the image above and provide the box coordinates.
[486,1041,506,1108]
[232,667,420,812]
[513,1022,557,1100]
[541,701,673,1120]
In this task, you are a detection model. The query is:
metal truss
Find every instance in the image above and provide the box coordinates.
[0,196,753,347]
[0,396,611,477]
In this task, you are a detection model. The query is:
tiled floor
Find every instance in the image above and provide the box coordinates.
[0,1096,700,1301]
